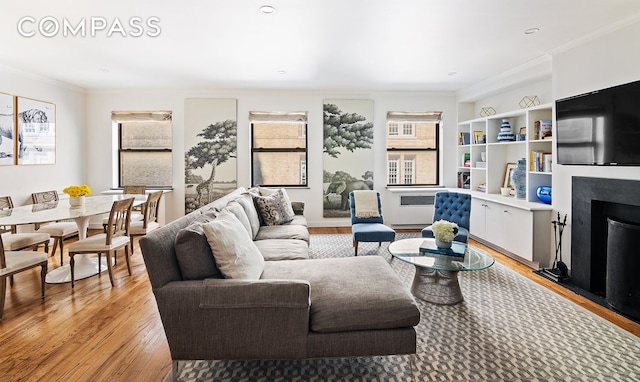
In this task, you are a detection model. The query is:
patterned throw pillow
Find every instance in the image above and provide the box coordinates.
[253,188,295,226]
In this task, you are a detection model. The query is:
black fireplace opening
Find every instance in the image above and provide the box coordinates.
[570,176,640,323]
[589,200,640,296]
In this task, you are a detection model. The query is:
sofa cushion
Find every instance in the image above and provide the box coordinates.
[254,224,310,243]
[222,201,253,238]
[253,188,295,226]
[283,215,307,227]
[253,239,309,261]
[174,210,223,280]
[235,193,261,239]
[261,257,420,333]
[202,210,265,280]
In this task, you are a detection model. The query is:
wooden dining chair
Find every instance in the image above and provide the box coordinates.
[0,234,48,320]
[102,186,145,232]
[123,185,147,215]
[31,191,79,264]
[68,198,134,288]
[0,196,50,253]
[129,191,162,251]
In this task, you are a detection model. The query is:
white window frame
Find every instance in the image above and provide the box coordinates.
[388,159,399,184]
[403,158,415,184]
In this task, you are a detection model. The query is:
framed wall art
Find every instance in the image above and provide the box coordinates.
[17,96,56,165]
[503,162,517,193]
[0,92,15,165]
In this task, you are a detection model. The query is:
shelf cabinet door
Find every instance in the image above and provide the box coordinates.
[477,200,535,261]
[502,205,534,261]
[470,198,488,238]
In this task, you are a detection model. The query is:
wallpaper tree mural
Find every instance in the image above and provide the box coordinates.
[323,99,374,217]
[184,99,237,214]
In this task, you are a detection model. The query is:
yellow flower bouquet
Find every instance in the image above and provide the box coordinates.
[63,184,92,198]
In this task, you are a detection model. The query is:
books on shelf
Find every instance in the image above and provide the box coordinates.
[457,171,470,189]
[476,183,487,192]
[419,240,467,258]
[530,150,553,172]
[461,152,470,167]
[475,161,486,168]
[458,132,470,145]
[534,120,552,140]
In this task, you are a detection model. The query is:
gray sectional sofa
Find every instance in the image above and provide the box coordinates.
[139,187,420,380]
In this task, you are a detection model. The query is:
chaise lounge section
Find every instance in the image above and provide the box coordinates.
[140,187,420,380]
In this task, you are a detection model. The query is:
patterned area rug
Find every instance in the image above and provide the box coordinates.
[169,233,640,381]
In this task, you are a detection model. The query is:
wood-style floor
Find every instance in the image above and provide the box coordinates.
[1,228,638,381]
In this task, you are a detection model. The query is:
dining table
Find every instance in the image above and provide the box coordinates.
[0,195,146,284]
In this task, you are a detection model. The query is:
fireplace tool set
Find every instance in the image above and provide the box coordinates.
[542,212,569,282]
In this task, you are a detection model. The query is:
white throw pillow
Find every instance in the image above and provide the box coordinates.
[201,210,265,279]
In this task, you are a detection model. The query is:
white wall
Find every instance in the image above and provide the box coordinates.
[0,64,85,207]
[85,90,457,226]
[551,20,640,270]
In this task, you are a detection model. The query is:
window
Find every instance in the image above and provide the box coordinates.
[403,158,414,184]
[112,111,173,188]
[388,158,399,184]
[250,111,308,187]
[386,111,442,186]
[388,123,399,136]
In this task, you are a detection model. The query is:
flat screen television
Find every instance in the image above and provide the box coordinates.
[555,79,640,165]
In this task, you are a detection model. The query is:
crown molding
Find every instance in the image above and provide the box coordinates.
[456,56,552,102]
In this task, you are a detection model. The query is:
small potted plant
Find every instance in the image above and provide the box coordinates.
[431,219,459,249]
[63,184,92,207]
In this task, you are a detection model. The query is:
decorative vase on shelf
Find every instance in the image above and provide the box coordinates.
[435,238,452,249]
[511,159,527,199]
[69,195,86,208]
[497,119,515,142]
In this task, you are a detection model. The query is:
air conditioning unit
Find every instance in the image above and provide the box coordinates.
[388,191,437,227]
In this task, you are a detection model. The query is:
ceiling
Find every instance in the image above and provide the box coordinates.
[1,0,639,92]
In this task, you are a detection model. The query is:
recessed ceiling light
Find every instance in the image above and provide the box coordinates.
[448,71,457,76]
[277,70,287,75]
[259,5,276,14]
[524,28,540,35]
[98,68,110,73]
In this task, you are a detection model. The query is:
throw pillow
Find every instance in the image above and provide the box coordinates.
[222,201,253,238]
[253,188,295,226]
[175,211,222,280]
[202,210,265,279]
[235,193,261,239]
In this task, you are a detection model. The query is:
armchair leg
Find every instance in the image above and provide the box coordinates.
[353,240,358,256]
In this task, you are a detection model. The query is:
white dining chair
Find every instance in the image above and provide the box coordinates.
[0,196,51,253]
[68,198,134,288]
[0,234,48,320]
[31,191,79,265]
[129,191,162,252]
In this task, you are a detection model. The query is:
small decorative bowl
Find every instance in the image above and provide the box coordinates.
[536,186,552,204]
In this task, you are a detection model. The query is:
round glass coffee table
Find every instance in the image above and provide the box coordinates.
[388,238,495,305]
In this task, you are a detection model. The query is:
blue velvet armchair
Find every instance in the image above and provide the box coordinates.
[422,191,471,243]
[349,191,396,256]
